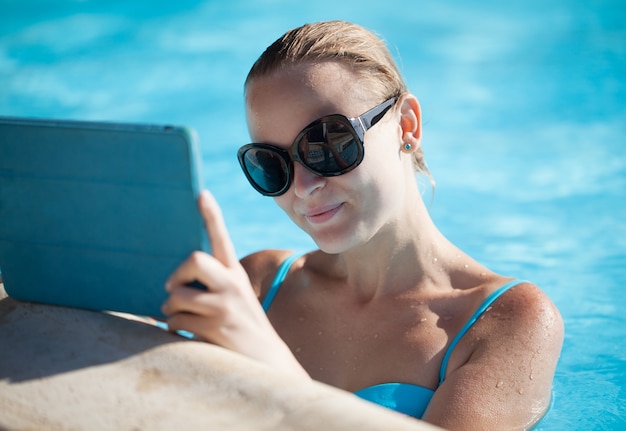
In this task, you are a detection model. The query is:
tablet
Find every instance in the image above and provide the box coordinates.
[0,116,209,317]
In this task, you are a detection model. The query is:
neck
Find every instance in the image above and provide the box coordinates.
[323,196,465,302]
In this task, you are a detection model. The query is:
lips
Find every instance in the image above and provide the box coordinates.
[303,203,343,224]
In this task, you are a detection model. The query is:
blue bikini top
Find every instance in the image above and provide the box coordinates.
[262,253,526,419]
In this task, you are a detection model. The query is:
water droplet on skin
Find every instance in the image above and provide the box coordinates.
[464,264,469,269]
[496,381,504,388]
[420,318,428,322]
[433,257,438,263]
[479,306,493,319]
[518,388,525,395]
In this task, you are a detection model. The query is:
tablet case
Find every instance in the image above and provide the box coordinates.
[0,117,209,317]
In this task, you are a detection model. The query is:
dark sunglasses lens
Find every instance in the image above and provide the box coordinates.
[242,148,289,194]
[298,121,359,174]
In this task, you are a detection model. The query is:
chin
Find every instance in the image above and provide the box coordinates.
[294,211,368,254]
[314,241,347,255]
[310,230,364,255]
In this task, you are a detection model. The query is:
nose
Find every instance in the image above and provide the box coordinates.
[292,162,325,198]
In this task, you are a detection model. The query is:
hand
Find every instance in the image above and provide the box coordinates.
[162,191,309,377]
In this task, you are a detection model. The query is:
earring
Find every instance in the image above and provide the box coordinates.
[404,143,412,151]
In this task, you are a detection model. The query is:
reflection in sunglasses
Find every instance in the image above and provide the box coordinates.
[248,150,288,193]
[301,122,356,170]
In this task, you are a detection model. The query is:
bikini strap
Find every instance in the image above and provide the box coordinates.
[261,253,304,312]
[438,279,529,385]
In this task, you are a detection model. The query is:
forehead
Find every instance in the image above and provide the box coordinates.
[245,62,370,145]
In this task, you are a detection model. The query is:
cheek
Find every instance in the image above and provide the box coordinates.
[363,120,402,167]
[361,135,403,188]
[274,195,292,216]
[273,195,305,228]
[356,136,408,210]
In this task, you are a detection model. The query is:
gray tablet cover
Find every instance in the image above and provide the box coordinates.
[0,117,209,317]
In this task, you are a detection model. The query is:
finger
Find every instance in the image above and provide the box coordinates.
[162,284,224,317]
[166,313,200,337]
[166,312,225,345]
[166,251,228,293]
[198,190,238,268]
[163,291,231,346]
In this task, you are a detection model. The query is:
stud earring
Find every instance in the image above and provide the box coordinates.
[404,143,412,151]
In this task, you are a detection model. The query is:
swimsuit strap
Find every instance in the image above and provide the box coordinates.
[438,279,528,385]
[262,253,304,312]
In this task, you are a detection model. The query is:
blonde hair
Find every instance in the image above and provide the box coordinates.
[245,20,432,181]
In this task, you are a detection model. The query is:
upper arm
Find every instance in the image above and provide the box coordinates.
[240,249,294,300]
[423,284,564,430]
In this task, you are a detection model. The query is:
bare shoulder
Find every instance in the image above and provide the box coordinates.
[485,281,563,340]
[450,280,564,379]
[425,282,564,429]
[240,249,297,298]
[482,282,564,373]
[471,281,564,376]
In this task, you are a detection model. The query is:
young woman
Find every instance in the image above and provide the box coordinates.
[162,20,563,430]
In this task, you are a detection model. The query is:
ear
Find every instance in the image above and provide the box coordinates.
[398,94,422,152]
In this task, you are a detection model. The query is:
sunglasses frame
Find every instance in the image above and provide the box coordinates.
[238,96,398,196]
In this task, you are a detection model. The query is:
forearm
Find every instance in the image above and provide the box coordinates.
[254,336,311,379]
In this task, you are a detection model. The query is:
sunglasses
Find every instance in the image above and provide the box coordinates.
[237,97,398,196]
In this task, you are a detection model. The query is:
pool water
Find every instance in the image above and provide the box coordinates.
[1,1,625,429]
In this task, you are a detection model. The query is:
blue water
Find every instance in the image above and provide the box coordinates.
[1,1,625,429]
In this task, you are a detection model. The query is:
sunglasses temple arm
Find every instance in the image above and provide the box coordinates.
[353,97,397,136]
[354,117,367,142]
